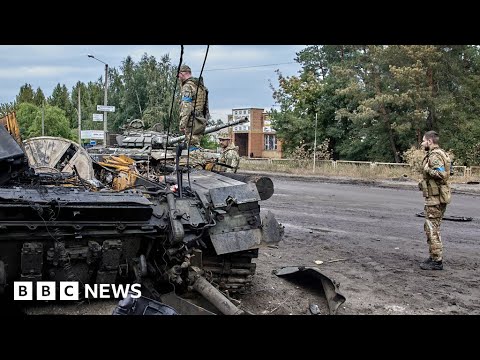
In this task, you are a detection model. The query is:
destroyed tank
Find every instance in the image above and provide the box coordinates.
[0,115,283,314]
[87,117,248,179]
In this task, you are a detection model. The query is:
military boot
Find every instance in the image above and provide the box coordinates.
[421,257,433,265]
[420,259,443,270]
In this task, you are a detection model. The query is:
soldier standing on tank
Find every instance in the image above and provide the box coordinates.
[418,130,452,270]
[217,135,239,173]
[177,64,209,147]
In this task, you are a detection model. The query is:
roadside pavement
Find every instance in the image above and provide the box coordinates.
[238,170,480,196]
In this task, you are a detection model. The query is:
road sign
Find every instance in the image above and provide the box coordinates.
[90,140,97,146]
[93,113,103,121]
[97,105,115,112]
[81,130,105,139]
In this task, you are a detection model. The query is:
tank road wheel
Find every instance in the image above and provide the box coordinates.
[201,249,259,294]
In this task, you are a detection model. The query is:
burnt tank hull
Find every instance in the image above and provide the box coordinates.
[0,121,283,310]
[0,171,282,297]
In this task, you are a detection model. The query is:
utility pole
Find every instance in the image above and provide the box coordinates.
[88,54,109,146]
[78,87,82,146]
[103,63,108,146]
[41,101,45,136]
[313,112,318,172]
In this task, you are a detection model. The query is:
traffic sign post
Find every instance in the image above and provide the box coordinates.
[97,105,115,112]
[93,113,104,121]
[96,105,114,146]
[81,130,105,139]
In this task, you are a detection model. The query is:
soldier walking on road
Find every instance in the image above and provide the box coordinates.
[418,130,452,270]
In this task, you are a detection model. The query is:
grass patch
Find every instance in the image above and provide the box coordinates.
[239,159,480,183]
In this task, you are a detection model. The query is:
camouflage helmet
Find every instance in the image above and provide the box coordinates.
[218,135,231,140]
[179,64,191,73]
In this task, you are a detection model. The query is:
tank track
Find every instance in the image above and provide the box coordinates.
[202,249,258,294]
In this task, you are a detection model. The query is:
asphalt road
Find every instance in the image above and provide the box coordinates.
[239,176,480,315]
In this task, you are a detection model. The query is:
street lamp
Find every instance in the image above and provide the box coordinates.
[87,54,108,145]
[313,112,318,173]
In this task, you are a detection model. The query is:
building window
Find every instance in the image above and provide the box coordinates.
[264,134,277,150]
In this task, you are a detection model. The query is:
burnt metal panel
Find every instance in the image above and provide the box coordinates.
[61,147,95,180]
[274,266,346,315]
[23,137,70,170]
[209,228,262,255]
[0,188,154,222]
[0,125,24,161]
[209,183,261,208]
[23,137,95,180]
[189,170,245,194]
[0,187,152,205]
[260,211,284,244]
[174,199,207,227]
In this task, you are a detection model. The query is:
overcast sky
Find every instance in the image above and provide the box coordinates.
[0,45,305,121]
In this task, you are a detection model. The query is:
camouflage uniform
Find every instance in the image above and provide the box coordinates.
[179,75,209,147]
[183,149,207,169]
[218,142,240,173]
[419,144,451,262]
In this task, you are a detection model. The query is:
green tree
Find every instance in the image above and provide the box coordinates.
[16,102,72,139]
[15,103,39,138]
[271,45,360,158]
[200,135,217,149]
[16,83,35,104]
[33,87,46,106]
[272,45,480,165]
[49,83,76,128]
[108,53,180,134]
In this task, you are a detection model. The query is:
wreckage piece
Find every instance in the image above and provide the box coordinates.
[0,125,28,186]
[215,173,274,201]
[188,170,284,255]
[415,211,473,222]
[273,266,346,315]
[96,154,144,191]
[23,137,95,181]
[113,291,179,315]
[0,111,22,145]
[191,275,245,315]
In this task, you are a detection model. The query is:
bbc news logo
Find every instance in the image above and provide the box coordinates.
[14,282,142,301]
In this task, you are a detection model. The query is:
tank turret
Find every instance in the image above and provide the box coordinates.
[116,117,248,149]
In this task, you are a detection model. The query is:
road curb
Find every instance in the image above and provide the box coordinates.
[237,170,480,196]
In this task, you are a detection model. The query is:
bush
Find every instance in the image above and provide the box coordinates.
[287,138,332,167]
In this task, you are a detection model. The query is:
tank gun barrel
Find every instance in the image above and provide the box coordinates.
[167,117,248,145]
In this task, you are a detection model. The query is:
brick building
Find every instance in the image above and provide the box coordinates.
[227,107,282,158]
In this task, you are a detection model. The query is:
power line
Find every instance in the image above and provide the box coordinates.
[203,62,296,72]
